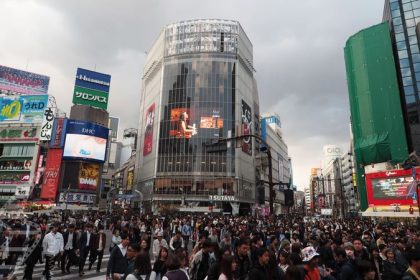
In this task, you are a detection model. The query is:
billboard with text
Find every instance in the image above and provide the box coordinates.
[73,68,111,109]
[0,95,48,123]
[0,65,49,95]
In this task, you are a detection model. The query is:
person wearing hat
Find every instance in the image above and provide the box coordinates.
[153,230,169,261]
[299,246,326,280]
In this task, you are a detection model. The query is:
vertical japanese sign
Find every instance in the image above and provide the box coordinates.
[40,149,63,199]
[241,100,252,155]
[143,103,155,156]
[40,104,56,141]
[50,118,66,148]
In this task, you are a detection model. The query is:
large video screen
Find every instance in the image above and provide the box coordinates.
[365,168,420,206]
[372,176,416,200]
[63,120,109,162]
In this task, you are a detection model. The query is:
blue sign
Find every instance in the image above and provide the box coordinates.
[75,68,111,93]
[0,95,48,123]
[65,119,109,139]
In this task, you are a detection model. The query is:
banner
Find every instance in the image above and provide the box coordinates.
[73,68,111,109]
[0,65,49,95]
[143,103,155,156]
[40,105,56,141]
[50,118,66,148]
[79,163,100,191]
[0,126,38,141]
[40,149,63,199]
[127,167,134,191]
[241,100,252,155]
[0,173,30,185]
[0,95,48,123]
[58,192,96,204]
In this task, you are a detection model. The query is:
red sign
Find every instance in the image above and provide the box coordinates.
[40,149,63,199]
[143,103,155,156]
[365,168,420,206]
[34,155,44,184]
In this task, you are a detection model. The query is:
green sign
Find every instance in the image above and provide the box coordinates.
[72,86,108,110]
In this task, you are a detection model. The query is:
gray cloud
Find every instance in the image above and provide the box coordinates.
[0,0,384,189]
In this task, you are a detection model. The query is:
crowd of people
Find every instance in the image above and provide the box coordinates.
[0,212,419,280]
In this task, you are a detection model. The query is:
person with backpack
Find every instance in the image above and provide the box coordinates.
[126,251,152,280]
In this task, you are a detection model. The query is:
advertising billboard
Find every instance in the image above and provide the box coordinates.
[73,68,111,110]
[58,192,95,204]
[40,149,63,199]
[0,65,49,95]
[50,118,66,148]
[63,120,109,162]
[199,109,224,129]
[241,100,252,155]
[40,105,56,141]
[0,173,30,185]
[108,116,119,140]
[0,95,48,123]
[127,167,134,191]
[143,103,155,156]
[169,108,197,139]
[0,126,38,142]
[79,162,100,191]
[365,168,420,206]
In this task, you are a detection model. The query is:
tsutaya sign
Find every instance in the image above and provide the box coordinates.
[209,195,237,201]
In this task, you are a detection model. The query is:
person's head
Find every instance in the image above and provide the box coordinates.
[176,231,182,239]
[278,250,290,265]
[166,253,181,271]
[219,254,237,280]
[353,238,363,252]
[378,243,386,253]
[180,112,188,121]
[51,222,59,233]
[383,248,395,261]
[127,243,141,260]
[334,247,347,263]
[357,260,376,280]
[202,239,214,254]
[280,239,291,252]
[236,238,250,258]
[157,231,163,240]
[114,229,120,236]
[256,247,270,266]
[133,251,152,275]
[158,247,169,261]
[251,236,263,248]
[120,233,130,248]
[140,239,148,250]
[405,249,420,272]
[86,224,93,233]
[301,246,320,268]
[369,247,379,259]
[68,223,75,233]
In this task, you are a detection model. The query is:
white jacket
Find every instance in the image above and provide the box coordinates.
[42,231,64,257]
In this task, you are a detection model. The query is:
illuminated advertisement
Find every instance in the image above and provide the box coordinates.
[0,173,30,184]
[127,167,134,191]
[63,120,109,162]
[79,163,100,191]
[0,95,48,123]
[40,149,63,199]
[0,65,49,95]
[241,100,252,155]
[73,68,111,110]
[199,109,224,129]
[143,103,155,156]
[169,108,197,139]
[50,118,66,148]
[365,168,420,206]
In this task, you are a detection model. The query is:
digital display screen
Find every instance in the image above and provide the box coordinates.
[63,134,107,161]
[372,176,416,200]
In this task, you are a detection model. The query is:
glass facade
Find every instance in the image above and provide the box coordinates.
[385,0,420,151]
[136,20,259,213]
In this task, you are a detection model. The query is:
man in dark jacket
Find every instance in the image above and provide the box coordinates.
[248,247,271,280]
[89,225,107,272]
[78,223,94,276]
[402,249,420,280]
[106,233,130,280]
[235,238,252,280]
[61,223,78,274]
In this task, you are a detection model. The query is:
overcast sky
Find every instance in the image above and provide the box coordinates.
[0,0,384,190]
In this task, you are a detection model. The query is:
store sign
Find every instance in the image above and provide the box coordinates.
[0,127,38,141]
[0,65,49,95]
[0,174,30,185]
[72,68,111,110]
[35,155,44,184]
[58,192,96,204]
[0,95,49,123]
[209,195,237,201]
[40,106,56,141]
[40,149,63,199]
[50,118,66,148]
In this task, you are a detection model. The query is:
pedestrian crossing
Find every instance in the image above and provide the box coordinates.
[11,254,110,280]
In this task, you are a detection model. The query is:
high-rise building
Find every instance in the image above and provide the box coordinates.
[136,19,260,215]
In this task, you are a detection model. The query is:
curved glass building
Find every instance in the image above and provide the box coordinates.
[136,19,260,215]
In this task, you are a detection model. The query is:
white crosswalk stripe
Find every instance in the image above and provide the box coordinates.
[11,255,110,279]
